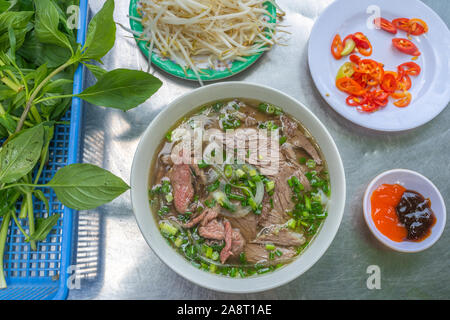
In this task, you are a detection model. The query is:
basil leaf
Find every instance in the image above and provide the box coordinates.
[17,31,72,68]
[7,25,16,58]
[83,63,107,80]
[0,84,16,100]
[34,0,73,52]
[42,78,73,94]
[46,163,130,210]
[0,113,16,134]
[33,63,48,91]
[0,0,10,12]
[29,213,60,241]
[82,0,115,61]
[0,189,18,217]
[76,69,163,111]
[0,124,45,183]
[0,11,33,33]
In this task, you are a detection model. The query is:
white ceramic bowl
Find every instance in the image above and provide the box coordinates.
[363,169,446,253]
[130,82,346,293]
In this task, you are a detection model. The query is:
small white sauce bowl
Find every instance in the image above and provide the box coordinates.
[363,169,446,253]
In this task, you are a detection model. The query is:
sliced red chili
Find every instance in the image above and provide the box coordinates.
[392,18,410,32]
[352,32,371,49]
[331,34,344,60]
[336,77,366,96]
[374,17,397,34]
[349,54,361,64]
[392,38,421,56]
[346,95,362,106]
[397,74,412,91]
[393,92,412,107]
[398,62,421,76]
[381,73,398,93]
[408,19,428,35]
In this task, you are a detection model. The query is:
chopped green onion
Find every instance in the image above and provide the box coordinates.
[212,101,224,112]
[265,243,275,251]
[287,218,296,230]
[209,264,217,273]
[165,193,173,203]
[207,180,220,192]
[205,246,213,259]
[291,176,300,186]
[265,180,275,192]
[236,168,246,178]
[228,193,246,201]
[160,222,178,236]
[306,159,316,169]
[158,206,169,217]
[258,103,268,113]
[257,267,271,274]
[224,164,233,178]
[287,178,293,188]
[165,131,172,142]
[275,249,283,257]
[299,220,309,227]
[279,136,287,145]
[211,251,220,261]
[247,197,258,210]
[213,191,236,212]
[174,236,183,247]
[224,184,232,195]
[204,198,216,208]
[305,195,311,210]
[299,157,306,165]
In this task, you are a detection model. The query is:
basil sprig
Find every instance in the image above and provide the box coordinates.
[0,0,162,289]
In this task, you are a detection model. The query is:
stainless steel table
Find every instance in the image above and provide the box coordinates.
[68,0,450,299]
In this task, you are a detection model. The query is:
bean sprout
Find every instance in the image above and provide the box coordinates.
[131,0,284,85]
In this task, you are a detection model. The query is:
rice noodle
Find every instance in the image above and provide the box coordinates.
[132,0,284,85]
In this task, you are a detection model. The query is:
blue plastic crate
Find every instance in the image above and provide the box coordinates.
[0,0,88,300]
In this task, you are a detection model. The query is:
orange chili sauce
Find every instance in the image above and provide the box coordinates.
[370,184,406,242]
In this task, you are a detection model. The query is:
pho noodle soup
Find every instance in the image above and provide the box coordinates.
[149,99,330,277]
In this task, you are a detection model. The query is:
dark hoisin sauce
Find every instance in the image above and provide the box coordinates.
[396,190,436,241]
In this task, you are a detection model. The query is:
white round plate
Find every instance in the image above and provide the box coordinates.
[308,0,450,132]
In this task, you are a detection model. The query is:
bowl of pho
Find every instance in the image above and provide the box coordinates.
[131,82,346,293]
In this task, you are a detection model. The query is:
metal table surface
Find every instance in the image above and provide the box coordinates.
[68,0,450,300]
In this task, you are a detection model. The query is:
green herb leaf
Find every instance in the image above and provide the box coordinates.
[0,11,33,34]
[0,124,44,183]
[0,0,10,12]
[46,163,130,210]
[82,0,116,61]
[29,213,60,241]
[76,69,162,111]
[34,0,73,53]
[17,31,72,68]
[83,63,107,80]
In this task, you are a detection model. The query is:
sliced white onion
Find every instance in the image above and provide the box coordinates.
[219,205,251,218]
[254,180,264,205]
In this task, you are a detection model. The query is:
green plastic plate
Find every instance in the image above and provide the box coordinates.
[129,0,276,81]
